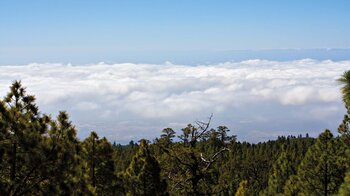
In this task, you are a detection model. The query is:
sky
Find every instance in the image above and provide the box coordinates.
[1,1,350,143]
[1,0,350,64]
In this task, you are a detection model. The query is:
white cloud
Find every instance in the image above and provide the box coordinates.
[76,102,99,111]
[280,86,316,105]
[0,59,349,143]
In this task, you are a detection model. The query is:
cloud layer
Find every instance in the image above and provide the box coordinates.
[0,59,349,142]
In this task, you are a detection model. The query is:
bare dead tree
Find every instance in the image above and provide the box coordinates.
[157,114,235,195]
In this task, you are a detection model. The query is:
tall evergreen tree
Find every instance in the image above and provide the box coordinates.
[95,137,121,194]
[123,139,167,195]
[82,132,121,195]
[44,111,93,195]
[336,70,350,196]
[84,131,99,188]
[293,130,347,195]
[0,81,92,195]
[0,81,50,195]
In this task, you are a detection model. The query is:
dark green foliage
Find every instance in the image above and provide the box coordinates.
[0,81,45,194]
[82,132,121,195]
[0,81,93,195]
[113,141,138,173]
[338,103,350,147]
[337,70,350,196]
[262,146,294,195]
[123,139,167,195]
[288,130,348,195]
[262,142,306,196]
[44,111,93,195]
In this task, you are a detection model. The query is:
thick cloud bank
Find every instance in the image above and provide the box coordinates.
[0,59,349,142]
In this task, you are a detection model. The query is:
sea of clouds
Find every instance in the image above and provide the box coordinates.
[0,59,349,143]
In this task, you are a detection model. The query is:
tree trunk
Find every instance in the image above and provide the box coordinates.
[92,138,96,188]
[324,162,328,196]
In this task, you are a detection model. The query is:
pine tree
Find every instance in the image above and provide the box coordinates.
[44,111,93,195]
[82,132,121,195]
[293,130,347,195]
[0,81,93,195]
[0,81,51,195]
[84,131,99,188]
[336,71,350,195]
[95,137,120,194]
[124,139,167,195]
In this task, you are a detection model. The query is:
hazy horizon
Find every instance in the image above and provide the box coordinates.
[1,48,350,65]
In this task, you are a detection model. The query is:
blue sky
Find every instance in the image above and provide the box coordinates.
[1,0,350,64]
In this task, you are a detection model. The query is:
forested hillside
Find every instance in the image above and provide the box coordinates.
[1,71,350,195]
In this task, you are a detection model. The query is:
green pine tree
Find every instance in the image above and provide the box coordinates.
[44,111,93,195]
[84,131,99,188]
[82,132,121,195]
[293,130,347,195]
[0,81,93,195]
[0,81,51,195]
[123,139,167,195]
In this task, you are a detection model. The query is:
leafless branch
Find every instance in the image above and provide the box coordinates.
[195,113,213,139]
[203,147,230,170]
